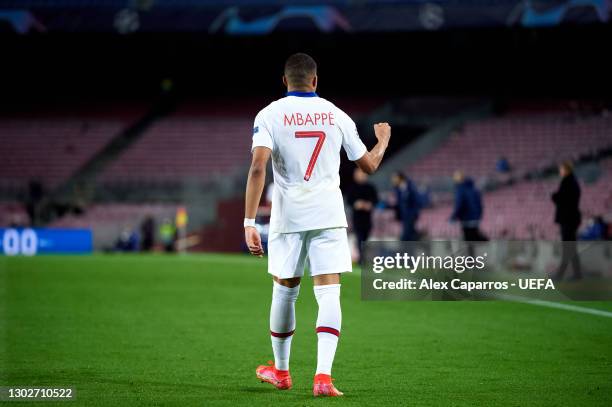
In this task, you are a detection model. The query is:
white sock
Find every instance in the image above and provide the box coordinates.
[314,284,341,376]
[270,281,300,371]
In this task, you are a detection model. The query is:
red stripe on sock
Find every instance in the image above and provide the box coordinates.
[270,329,295,338]
[316,326,340,337]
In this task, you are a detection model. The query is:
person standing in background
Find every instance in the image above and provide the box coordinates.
[450,171,486,241]
[390,172,404,222]
[552,161,582,280]
[391,172,421,241]
[495,156,511,173]
[175,206,188,253]
[25,179,43,226]
[140,216,155,252]
[347,168,378,262]
[159,218,176,253]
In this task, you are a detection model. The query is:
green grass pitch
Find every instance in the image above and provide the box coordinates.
[1,254,611,406]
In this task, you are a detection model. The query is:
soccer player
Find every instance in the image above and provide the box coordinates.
[244,53,391,397]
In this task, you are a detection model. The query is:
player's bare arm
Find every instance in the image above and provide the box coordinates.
[355,122,391,174]
[244,146,271,257]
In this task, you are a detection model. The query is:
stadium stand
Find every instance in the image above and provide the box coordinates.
[0,108,142,189]
[0,202,29,227]
[99,115,253,183]
[4,100,609,247]
[406,111,612,181]
[50,203,177,228]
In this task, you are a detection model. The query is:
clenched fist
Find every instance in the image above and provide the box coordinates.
[373,122,391,144]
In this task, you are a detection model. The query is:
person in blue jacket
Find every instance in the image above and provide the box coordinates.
[391,172,422,241]
[579,216,608,240]
[450,171,487,241]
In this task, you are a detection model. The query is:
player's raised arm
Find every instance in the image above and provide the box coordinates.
[355,122,391,174]
[244,146,271,257]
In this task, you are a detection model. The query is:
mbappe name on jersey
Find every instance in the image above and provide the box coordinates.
[283,112,335,127]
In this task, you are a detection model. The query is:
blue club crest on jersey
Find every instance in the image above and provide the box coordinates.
[253,126,259,134]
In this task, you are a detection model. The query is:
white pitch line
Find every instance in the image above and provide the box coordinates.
[500,294,612,318]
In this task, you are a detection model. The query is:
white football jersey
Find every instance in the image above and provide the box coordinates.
[252,91,367,233]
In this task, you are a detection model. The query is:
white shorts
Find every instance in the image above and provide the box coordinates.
[267,227,352,279]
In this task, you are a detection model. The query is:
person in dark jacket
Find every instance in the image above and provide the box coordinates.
[579,215,608,241]
[140,216,156,252]
[450,171,487,242]
[390,172,404,221]
[496,156,511,173]
[347,168,378,262]
[391,172,421,241]
[115,227,139,252]
[25,179,43,226]
[552,161,582,280]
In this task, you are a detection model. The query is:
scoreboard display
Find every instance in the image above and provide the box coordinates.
[0,228,93,256]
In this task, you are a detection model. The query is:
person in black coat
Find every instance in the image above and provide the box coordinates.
[347,168,378,262]
[551,161,582,280]
[140,216,156,252]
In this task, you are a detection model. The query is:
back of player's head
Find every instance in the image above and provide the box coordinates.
[284,53,317,88]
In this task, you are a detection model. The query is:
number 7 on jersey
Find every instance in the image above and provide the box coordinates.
[295,131,326,181]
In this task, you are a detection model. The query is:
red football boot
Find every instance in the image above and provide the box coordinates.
[313,373,343,397]
[256,361,292,390]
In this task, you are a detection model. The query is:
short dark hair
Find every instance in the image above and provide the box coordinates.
[284,53,317,88]
[393,171,406,181]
